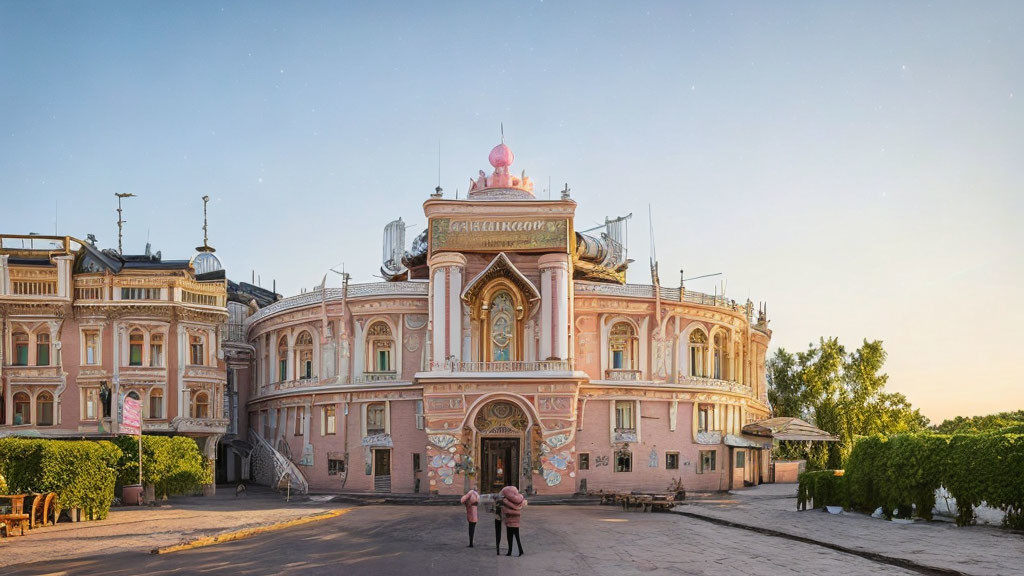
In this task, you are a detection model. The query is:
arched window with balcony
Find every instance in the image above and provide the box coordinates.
[193,391,210,419]
[608,321,639,379]
[149,388,163,419]
[689,329,707,377]
[712,331,726,380]
[35,332,50,366]
[278,336,289,381]
[488,291,516,362]
[13,331,29,366]
[36,391,54,426]
[295,331,314,379]
[13,392,31,425]
[365,322,394,373]
[129,330,144,366]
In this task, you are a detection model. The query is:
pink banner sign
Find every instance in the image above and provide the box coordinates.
[122,396,142,436]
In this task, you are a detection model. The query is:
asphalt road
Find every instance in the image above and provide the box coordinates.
[8,505,917,576]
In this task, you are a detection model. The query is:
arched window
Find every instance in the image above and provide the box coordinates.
[35,332,50,366]
[190,334,205,366]
[36,391,54,426]
[149,388,164,419]
[295,331,314,379]
[127,390,141,401]
[608,322,638,371]
[365,322,394,373]
[689,330,707,377]
[713,332,725,380]
[366,402,386,435]
[129,330,144,366]
[489,291,515,362]
[150,332,164,367]
[278,336,289,381]
[193,391,210,419]
[13,331,29,366]
[13,392,31,425]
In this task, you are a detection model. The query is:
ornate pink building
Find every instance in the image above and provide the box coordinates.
[244,142,775,496]
[0,234,230,487]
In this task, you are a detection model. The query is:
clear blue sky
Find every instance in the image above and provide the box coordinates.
[2,1,1021,422]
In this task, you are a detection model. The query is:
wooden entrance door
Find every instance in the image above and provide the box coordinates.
[480,437,520,493]
[373,449,391,493]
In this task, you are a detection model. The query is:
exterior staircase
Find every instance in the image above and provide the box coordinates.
[248,429,309,494]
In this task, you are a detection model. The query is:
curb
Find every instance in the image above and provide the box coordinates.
[150,508,351,555]
[669,509,966,576]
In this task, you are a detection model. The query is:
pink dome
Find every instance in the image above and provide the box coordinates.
[488,143,514,168]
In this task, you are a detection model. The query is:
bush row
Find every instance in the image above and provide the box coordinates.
[822,429,1024,528]
[0,438,121,520]
[0,436,212,521]
[113,435,211,498]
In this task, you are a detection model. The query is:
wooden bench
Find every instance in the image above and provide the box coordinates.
[0,494,29,537]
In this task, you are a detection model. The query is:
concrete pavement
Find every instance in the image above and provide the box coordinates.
[6,505,918,576]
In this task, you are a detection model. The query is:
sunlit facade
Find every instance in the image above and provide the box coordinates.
[243,143,774,495]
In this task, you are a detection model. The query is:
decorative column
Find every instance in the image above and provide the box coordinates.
[538,254,570,361]
[428,253,466,369]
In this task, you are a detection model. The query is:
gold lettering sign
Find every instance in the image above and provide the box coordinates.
[430,218,569,254]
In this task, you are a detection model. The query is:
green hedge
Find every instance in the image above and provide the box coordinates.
[843,430,1024,528]
[0,438,121,520]
[797,470,847,510]
[113,435,211,498]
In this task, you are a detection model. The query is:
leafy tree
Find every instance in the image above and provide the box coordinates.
[767,338,928,468]
[932,410,1024,435]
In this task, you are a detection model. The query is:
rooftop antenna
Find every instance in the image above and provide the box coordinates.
[649,204,662,324]
[432,140,444,198]
[115,193,136,255]
[196,195,215,253]
[500,122,505,144]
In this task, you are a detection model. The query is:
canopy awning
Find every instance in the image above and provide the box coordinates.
[724,434,772,449]
[742,417,839,442]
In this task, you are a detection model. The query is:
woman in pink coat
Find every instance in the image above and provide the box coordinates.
[460,489,480,547]
[499,485,527,556]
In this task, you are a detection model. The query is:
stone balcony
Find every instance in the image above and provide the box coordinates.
[356,371,400,383]
[605,369,642,381]
[264,377,320,395]
[676,375,753,396]
[2,365,62,381]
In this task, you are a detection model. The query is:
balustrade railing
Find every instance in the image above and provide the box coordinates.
[263,376,320,395]
[676,375,753,396]
[605,369,642,381]
[445,359,575,373]
[357,371,400,383]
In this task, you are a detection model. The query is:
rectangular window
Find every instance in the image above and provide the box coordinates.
[413,453,422,473]
[82,388,99,420]
[150,335,164,367]
[612,350,624,370]
[698,405,712,433]
[699,450,717,474]
[328,458,346,476]
[322,405,336,436]
[736,451,745,468]
[279,359,288,382]
[415,400,424,430]
[294,407,305,436]
[366,403,386,435]
[36,340,50,366]
[149,392,163,419]
[84,331,100,365]
[121,287,161,300]
[15,343,28,366]
[666,452,680,470]
[303,360,312,379]
[190,337,205,366]
[129,343,143,366]
[614,400,635,430]
[615,451,632,473]
[377,350,390,372]
[578,453,590,470]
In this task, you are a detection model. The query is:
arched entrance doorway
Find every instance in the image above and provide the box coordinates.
[474,400,529,493]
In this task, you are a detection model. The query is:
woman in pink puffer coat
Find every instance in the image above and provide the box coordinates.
[460,489,480,547]
[499,485,527,556]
